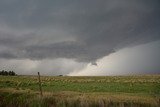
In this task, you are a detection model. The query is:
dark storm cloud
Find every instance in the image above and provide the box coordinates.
[0,0,160,62]
[25,41,87,60]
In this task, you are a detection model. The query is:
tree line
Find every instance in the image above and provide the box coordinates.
[0,70,17,76]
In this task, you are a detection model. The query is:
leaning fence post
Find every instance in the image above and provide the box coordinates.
[38,72,43,97]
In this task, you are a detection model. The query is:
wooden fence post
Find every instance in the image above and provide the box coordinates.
[38,72,43,97]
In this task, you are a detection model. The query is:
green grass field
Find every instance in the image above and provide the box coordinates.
[0,75,160,107]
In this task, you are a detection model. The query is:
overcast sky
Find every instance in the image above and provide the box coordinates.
[0,0,160,75]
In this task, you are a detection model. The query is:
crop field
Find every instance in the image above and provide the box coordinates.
[0,75,160,107]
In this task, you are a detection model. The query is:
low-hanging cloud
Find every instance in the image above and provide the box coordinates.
[0,58,86,75]
[69,41,160,76]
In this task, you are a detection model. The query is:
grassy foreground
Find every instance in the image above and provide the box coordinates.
[0,75,160,107]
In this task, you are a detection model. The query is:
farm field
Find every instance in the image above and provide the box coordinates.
[0,75,160,107]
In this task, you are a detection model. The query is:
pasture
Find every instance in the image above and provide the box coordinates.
[0,75,160,107]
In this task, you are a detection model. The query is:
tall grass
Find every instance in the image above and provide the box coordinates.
[0,75,160,107]
[0,91,159,107]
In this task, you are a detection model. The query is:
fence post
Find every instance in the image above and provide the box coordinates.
[38,72,43,97]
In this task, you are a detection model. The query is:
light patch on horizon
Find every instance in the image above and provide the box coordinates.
[68,41,160,76]
[0,58,86,75]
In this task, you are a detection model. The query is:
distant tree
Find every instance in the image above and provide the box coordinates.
[0,70,16,76]
[9,71,12,75]
[4,71,8,75]
[11,71,15,76]
[1,70,5,75]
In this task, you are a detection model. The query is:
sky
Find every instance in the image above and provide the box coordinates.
[0,0,160,76]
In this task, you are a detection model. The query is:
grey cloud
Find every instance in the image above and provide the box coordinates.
[0,52,17,59]
[25,41,87,60]
[0,0,160,63]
